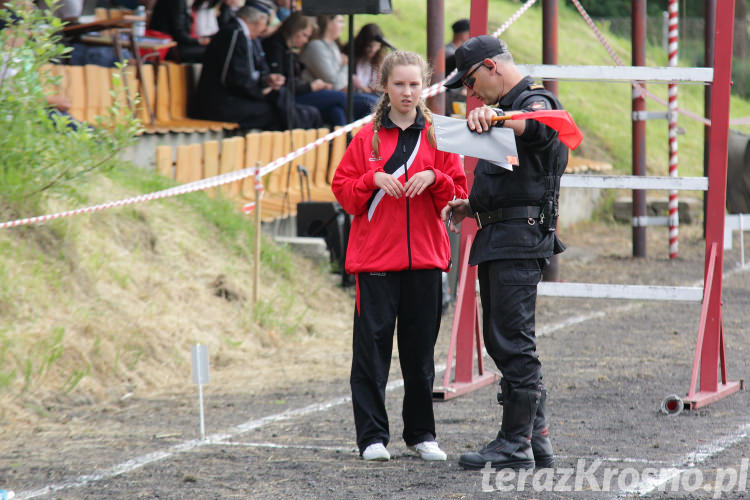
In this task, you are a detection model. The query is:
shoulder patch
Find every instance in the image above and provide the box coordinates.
[526,98,551,111]
[530,84,544,90]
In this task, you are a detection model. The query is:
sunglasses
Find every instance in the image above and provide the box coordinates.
[461,62,485,89]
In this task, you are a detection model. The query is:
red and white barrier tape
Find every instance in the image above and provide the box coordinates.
[0,1,541,230]
[242,168,265,214]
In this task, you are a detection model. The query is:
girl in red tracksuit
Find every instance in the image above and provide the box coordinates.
[332,51,467,462]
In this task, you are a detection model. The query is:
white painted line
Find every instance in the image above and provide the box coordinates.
[209,440,357,454]
[619,422,750,497]
[557,455,671,465]
[15,378,410,499]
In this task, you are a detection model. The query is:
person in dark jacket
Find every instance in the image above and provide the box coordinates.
[191,3,320,130]
[332,51,467,463]
[442,35,568,471]
[148,0,209,62]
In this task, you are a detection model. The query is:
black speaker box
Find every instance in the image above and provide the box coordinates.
[301,0,392,15]
[297,201,349,265]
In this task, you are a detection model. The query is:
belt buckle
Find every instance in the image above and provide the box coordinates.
[474,212,483,230]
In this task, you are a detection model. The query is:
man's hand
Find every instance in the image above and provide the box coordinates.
[266,73,286,90]
[441,198,471,233]
[403,170,435,198]
[374,171,404,198]
[466,105,496,134]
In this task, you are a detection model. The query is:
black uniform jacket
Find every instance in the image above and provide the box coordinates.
[468,76,568,266]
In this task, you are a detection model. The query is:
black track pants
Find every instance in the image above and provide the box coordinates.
[351,269,442,454]
[478,258,544,392]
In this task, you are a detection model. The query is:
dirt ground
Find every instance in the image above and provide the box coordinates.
[2,221,750,500]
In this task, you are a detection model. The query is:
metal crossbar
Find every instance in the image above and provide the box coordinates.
[560,174,708,191]
[517,64,713,83]
[538,282,704,302]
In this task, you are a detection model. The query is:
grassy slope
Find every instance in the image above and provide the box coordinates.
[354,0,750,178]
[0,167,353,425]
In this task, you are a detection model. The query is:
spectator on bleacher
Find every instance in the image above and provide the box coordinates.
[148,0,209,62]
[445,18,469,74]
[352,23,389,95]
[299,14,378,120]
[192,2,321,130]
[263,12,355,127]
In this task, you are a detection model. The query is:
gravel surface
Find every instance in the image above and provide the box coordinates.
[2,222,749,500]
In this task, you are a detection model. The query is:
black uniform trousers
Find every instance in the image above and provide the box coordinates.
[478,258,544,391]
[351,269,442,454]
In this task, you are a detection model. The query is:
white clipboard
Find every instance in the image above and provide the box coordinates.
[432,114,518,171]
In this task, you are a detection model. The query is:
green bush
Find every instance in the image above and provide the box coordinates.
[0,1,141,219]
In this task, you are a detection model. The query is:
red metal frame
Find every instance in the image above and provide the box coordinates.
[684,0,742,409]
[433,0,498,401]
[437,0,742,409]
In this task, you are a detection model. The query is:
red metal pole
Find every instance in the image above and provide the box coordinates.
[453,0,487,383]
[426,0,446,115]
[703,0,716,238]
[542,0,560,282]
[542,0,558,96]
[632,0,647,258]
[685,0,741,410]
[701,0,734,394]
[434,0,497,400]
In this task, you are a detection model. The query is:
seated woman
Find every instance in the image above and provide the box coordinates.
[263,12,353,127]
[352,23,389,95]
[148,0,209,63]
[299,14,378,121]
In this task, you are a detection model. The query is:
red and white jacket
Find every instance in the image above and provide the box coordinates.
[332,111,467,274]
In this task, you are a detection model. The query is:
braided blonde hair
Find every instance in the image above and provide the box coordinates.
[371,50,438,156]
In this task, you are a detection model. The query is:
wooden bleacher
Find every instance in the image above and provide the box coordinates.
[42,62,238,134]
[155,128,347,222]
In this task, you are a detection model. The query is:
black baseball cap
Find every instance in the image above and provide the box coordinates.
[444,35,507,89]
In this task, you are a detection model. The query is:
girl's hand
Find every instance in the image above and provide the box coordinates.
[403,170,435,198]
[374,171,404,198]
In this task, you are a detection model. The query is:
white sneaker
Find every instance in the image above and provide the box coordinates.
[362,442,390,461]
[408,440,447,461]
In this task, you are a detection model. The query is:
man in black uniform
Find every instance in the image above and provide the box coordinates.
[441,35,568,470]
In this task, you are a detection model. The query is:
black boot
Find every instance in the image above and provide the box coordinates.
[459,379,539,470]
[531,388,554,468]
[494,382,555,468]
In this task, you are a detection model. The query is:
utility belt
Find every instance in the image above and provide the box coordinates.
[474,206,542,230]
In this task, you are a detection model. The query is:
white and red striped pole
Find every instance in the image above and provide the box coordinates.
[667,0,679,258]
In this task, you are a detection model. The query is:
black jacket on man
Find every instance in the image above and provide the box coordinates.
[468,76,568,265]
[191,17,282,129]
